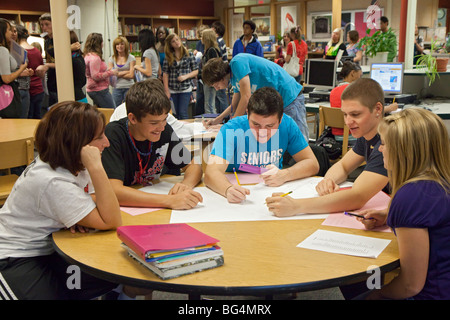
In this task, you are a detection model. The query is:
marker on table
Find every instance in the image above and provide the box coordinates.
[344,211,374,220]
[233,168,241,186]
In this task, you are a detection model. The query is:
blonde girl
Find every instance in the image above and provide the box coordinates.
[108,36,136,106]
[361,108,450,300]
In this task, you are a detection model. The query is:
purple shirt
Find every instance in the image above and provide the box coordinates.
[387,180,450,300]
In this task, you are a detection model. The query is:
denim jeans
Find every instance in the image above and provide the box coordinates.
[19,89,30,119]
[88,88,116,109]
[28,92,44,119]
[195,81,205,116]
[171,92,192,120]
[112,88,130,107]
[284,93,309,142]
[215,88,228,113]
[203,84,217,114]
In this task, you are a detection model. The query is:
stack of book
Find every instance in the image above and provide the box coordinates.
[117,224,224,280]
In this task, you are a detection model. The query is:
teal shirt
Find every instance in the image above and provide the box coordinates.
[230,53,302,108]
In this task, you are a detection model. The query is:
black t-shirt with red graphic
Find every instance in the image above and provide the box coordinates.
[102,117,191,186]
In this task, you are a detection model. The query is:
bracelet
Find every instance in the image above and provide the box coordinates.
[224,185,232,197]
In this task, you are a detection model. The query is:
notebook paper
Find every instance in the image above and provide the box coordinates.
[297,229,391,258]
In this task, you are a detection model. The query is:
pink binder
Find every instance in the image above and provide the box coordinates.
[117,224,219,260]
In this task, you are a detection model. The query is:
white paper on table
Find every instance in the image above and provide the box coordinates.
[297,229,391,258]
[170,177,339,224]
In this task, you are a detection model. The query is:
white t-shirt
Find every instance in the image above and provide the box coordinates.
[0,157,96,259]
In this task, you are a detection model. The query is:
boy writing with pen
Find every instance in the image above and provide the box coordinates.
[204,87,319,203]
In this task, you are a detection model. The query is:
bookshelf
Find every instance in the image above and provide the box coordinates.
[0,10,46,36]
[118,14,218,56]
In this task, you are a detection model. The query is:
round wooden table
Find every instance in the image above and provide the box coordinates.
[52,191,399,298]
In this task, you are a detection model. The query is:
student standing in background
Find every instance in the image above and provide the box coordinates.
[84,32,117,109]
[134,29,160,81]
[0,18,27,118]
[70,31,87,103]
[211,21,229,114]
[232,20,264,58]
[108,36,136,106]
[285,26,308,83]
[198,29,221,114]
[162,34,198,120]
[16,25,36,118]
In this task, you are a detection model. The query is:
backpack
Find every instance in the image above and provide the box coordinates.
[315,127,342,160]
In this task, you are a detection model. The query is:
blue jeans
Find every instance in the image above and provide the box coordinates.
[171,92,191,120]
[88,88,116,109]
[203,84,217,114]
[19,89,30,119]
[112,88,130,107]
[28,92,44,119]
[284,93,309,142]
[215,88,228,113]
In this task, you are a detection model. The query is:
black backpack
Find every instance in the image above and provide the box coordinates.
[315,127,342,160]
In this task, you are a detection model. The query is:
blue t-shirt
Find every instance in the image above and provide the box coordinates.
[230,53,302,108]
[387,180,450,300]
[210,114,308,172]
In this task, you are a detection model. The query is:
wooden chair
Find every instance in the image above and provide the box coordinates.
[0,138,35,205]
[318,106,350,160]
[98,108,114,125]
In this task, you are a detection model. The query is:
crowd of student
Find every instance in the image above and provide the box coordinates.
[0,15,231,120]
[0,13,449,301]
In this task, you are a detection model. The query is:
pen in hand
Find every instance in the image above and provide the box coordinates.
[344,211,374,220]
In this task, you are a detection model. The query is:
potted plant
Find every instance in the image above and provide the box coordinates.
[358,28,397,63]
[415,40,449,86]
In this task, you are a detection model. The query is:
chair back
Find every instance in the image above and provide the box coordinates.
[0,138,35,205]
[318,106,350,158]
[98,108,114,125]
[0,138,34,170]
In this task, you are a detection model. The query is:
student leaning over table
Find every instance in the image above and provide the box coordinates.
[0,102,123,299]
[204,87,319,204]
[100,79,203,210]
[265,78,389,216]
[202,54,309,143]
[357,108,450,300]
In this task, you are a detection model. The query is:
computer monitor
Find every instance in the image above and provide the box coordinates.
[305,59,337,91]
[370,62,404,95]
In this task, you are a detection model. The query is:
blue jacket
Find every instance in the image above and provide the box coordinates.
[232,34,264,58]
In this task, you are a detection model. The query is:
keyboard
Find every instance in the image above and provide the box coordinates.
[305,97,321,104]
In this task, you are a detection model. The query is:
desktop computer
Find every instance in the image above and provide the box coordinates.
[304,59,337,102]
[370,62,416,105]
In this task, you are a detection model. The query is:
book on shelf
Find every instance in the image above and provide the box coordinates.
[121,243,224,280]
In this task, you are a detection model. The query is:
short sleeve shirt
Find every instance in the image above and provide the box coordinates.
[101,118,192,186]
[0,157,96,259]
[210,114,308,172]
[387,180,450,300]
[352,134,389,193]
[230,53,302,107]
